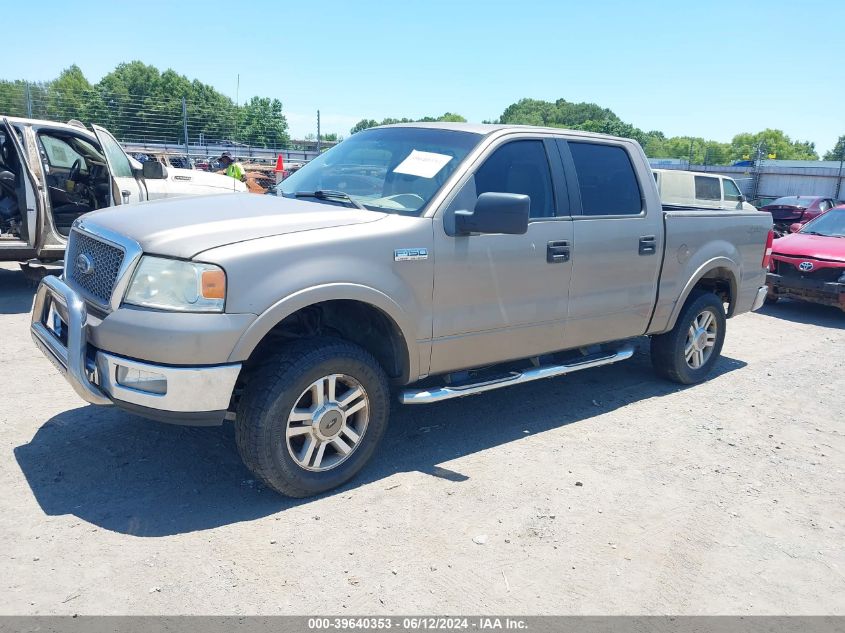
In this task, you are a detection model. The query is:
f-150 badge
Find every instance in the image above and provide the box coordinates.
[394,248,429,262]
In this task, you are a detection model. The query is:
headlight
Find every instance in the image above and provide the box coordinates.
[124,256,226,312]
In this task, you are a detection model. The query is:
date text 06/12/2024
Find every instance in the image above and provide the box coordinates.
[307,617,528,630]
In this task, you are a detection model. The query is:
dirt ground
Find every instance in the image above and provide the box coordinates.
[0,261,842,615]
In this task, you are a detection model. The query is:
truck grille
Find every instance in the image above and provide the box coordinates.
[66,229,125,307]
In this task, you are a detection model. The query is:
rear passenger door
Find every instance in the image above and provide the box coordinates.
[556,139,663,348]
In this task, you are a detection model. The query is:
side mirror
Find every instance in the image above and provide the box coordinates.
[738,194,746,203]
[454,192,530,236]
[142,161,168,180]
[789,222,803,233]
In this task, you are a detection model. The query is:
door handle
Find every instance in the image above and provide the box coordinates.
[547,240,570,263]
[639,235,656,256]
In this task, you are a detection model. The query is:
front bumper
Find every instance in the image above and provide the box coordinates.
[30,275,242,425]
[766,272,845,309]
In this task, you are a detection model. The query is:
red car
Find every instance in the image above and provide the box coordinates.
[759,195,838,237]
[765,207,845,311]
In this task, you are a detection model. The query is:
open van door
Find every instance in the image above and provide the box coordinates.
[91,124,145,205]
[1,117,46,256]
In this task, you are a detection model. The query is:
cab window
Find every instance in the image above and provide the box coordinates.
[722,178,742,202]
[568,142,642,215]
[474,140,555,218]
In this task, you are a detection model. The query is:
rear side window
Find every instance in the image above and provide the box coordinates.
[722,178,742,202]
[694,176,721,201]
[568,142,641,215]
[474,140,555,218]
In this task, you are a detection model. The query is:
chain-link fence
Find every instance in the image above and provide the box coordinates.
[0,81,299,152]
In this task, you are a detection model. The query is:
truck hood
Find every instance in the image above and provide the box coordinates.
[80,194,386,258]
[772,233,845,261]
[168,167,247,192]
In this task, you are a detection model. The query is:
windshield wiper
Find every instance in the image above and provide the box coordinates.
[295,190,367,211]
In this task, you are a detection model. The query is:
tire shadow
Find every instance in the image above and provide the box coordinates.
[0,265,35,315]
[14,339,747,536]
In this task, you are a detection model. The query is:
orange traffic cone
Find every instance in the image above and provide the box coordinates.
[274,154,286,184]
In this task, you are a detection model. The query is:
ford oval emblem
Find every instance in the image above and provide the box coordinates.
[798,261,814,272]
[75,253,94,276]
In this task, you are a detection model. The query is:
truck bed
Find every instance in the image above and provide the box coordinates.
[648,207,772,334]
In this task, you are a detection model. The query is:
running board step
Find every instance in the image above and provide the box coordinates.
[400,344,636,405]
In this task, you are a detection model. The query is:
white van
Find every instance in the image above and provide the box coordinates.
[653,169,756,211]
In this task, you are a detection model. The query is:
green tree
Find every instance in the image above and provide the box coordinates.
[238,96,289,147]
[498,98,622,130]
[0,79,37,117]
[730,129,818,161]
[45,65,96,123]
[822,135,845,161]
[350,119,379,134]
[349,113,466,135]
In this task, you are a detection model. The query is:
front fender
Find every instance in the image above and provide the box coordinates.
[227,282,420,380]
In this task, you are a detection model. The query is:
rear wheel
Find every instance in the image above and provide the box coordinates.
[235,338,390,497]
[651,291,726,385]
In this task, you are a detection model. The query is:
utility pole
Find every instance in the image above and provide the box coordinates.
[316,110,321,155]
[235,74,240,143]
[751,142,765,201]
[688,139,694,168]
[835,141,844,200]
[25,82,33,118]
[182,97,190,163]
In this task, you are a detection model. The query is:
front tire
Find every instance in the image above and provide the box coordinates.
[235,338,390,497]
[650,291,727,385]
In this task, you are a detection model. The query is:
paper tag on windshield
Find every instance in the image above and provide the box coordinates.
[393,150,453,179]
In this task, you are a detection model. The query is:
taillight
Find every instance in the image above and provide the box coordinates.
[762,229,774,269]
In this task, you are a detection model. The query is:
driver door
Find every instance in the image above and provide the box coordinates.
[430,137,573,374]
[91,125,145,205]
[1,118,46,253]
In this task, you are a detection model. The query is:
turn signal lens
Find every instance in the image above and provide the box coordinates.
[201,270,226,299]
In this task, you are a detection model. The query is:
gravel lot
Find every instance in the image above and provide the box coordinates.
[0,261,843,615]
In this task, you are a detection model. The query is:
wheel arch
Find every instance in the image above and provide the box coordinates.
[229,284,417,384]
[665,257,740,330]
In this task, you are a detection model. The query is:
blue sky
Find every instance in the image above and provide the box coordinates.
[1,0,842,153]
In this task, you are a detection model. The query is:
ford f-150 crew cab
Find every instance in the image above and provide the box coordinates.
[30,123,773,497]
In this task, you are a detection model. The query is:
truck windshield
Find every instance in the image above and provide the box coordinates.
[274,127,481,214]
